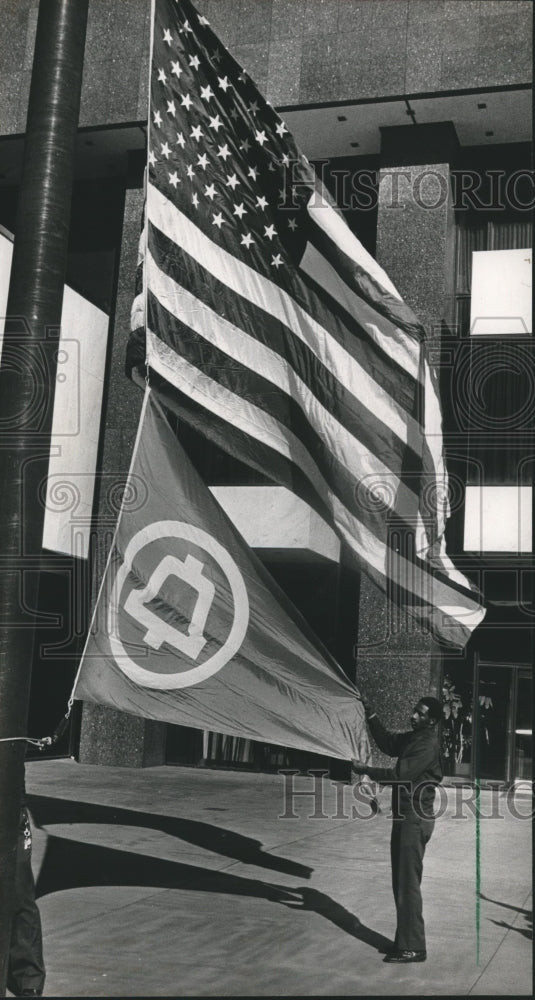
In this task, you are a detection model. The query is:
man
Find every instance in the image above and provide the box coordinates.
[7,772,46,998]
[352,695,443,964]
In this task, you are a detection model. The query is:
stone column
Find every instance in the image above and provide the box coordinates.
[355,124,458,747]
[78,153,167,767]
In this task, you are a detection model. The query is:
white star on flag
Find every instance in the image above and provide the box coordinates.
[241,232,254,249]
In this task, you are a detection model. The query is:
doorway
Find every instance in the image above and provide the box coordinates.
[441,660,532,784]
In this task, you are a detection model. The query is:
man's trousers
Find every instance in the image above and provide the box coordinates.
[6,807,46,997]
[390,813,434,953]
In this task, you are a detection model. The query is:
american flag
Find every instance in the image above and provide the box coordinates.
[128,0,485,648]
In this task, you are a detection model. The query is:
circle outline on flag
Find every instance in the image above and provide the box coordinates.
[108,520,249,689]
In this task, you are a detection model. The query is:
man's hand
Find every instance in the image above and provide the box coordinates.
[357,690,374,716]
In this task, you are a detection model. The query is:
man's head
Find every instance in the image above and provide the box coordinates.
[410,696,442,731]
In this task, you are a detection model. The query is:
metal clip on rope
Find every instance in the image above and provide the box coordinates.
[0,705,72,751]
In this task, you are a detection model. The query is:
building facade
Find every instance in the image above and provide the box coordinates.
[0,0,532,783]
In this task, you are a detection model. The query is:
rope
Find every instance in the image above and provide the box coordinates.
[0,704,74,752]
[0,736,53,751]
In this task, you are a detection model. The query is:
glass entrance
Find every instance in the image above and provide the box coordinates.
[442,661,532,783]
[514,670,532,781]
[477,665,511,782]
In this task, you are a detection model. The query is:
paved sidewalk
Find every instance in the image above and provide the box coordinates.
[21,759,532,997]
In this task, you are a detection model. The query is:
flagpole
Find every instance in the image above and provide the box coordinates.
[0,1,88,990]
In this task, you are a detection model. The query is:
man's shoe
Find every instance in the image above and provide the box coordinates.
[384,949,426,963]
[18,990,43,996]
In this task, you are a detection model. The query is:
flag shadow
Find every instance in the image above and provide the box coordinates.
[28,793,312,879]
[478,891,533,941]
[35,833,393,953]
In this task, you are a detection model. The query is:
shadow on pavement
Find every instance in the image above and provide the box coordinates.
[280,887,393,952]
[28,794,312,879]
[479,891,533,941]
[35,833,393,953]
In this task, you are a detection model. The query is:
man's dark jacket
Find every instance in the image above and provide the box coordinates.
[364,715,442,817]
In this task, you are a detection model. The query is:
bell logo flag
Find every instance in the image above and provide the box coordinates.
[127,0,486,648]
[74,392,369,762]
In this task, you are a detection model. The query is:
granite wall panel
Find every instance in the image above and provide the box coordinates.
[336,31,371,102]
[408,0,445,23]
[15,70,32,133]
[238,0,273,43]
[476,41,533,89]
[337,0,375,36]
[79,703,166,767]
[376,159,456,328]
[202,0,238,48]
[366,29,408,97]
[22,2,38,71]
[266,39,301,105]
[405,21,444,93]
[0,0,32,76]
[271,0,306,41]
[0,74,18,134]
[304,0,340,36]
[479,10,532,48]
[482,0,532,14]
[1,0,532,136]
[371,0,409,33]
[299,32,340,103]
